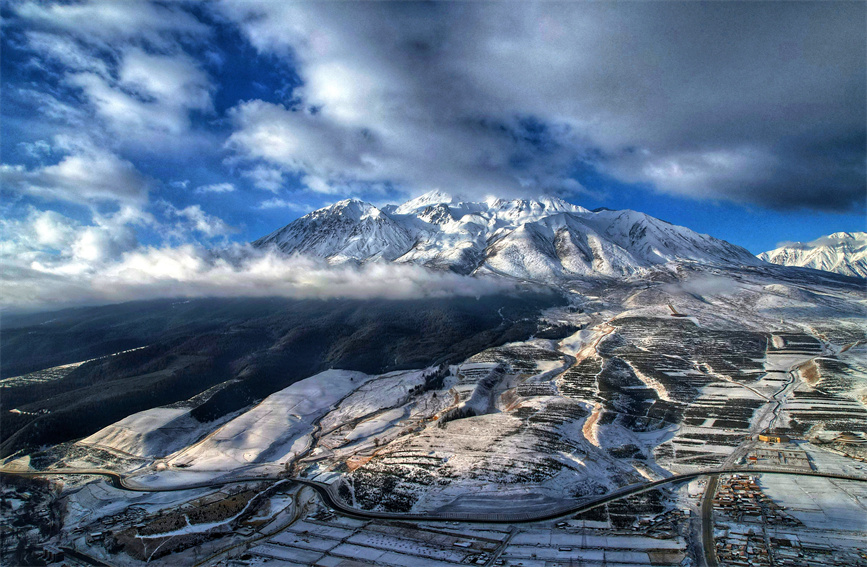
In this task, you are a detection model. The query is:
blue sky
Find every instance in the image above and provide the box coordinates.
[0,1,864,310]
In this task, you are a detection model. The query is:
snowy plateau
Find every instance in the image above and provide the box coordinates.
[2,192,866,567]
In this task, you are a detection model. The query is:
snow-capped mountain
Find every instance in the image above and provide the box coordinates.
[253,191,760,278]
[759,232,867,278]
[253,199,415,262]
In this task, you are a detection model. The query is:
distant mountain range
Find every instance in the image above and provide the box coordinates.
[759,232,867,278]
[253,191,760,280]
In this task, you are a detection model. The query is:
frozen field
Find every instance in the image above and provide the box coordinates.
[759,475,867,531]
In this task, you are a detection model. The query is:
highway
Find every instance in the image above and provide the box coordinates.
[700,474,720,567]
[1,466,864,524]
[290,467,865,525]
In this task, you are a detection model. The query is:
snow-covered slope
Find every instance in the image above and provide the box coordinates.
[253,199,415,263]
[165,369,372,471]
[253,191,760,277]
[79,407,210,459]
[393,189,456,214]
[483,210,759,279]
[759,232,867,278]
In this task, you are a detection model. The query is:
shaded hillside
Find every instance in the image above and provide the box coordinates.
[0,293,564,457]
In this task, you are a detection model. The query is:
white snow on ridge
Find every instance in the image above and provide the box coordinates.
[251,191,760,279]
[165,369,372,470]
[319,369,427,434]
[253,199,415,263]
[344,408,406,441]
[79,407,211,459]
[759,231,867,278]
[393,189,456,214]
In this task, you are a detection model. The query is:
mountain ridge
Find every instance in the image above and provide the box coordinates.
[759,231,867,278]
[254,191,761,279]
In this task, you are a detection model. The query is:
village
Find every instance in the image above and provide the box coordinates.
[712,474,867,567]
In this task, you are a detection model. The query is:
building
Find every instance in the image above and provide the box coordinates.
[758,432,790,443]
[42,545,64,562]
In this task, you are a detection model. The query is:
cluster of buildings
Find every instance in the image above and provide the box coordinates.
[634,509,686,536]
[764,535,856,567]
[718,526,863,567]
[716,526,772,567]
[712,474,806,566]
[0,485,59,562]
[713,475,775,523]
[710,473,864,567]
[745,447,812,470]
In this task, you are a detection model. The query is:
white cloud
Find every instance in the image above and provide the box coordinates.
[68,66,209,140]
[0,210,79,264]
[240,165,285,193]
[69,224,136,264]
[195,182,236,194]
[119,48,213,113]
[0,148,149,205]
[31,210,77,249]
[166,204,237,238]
[226,99,529,196]
[0,206,149,277]
[216,1,865,211]
[624,147,777,202]
[17,140,53,160]
[0,245,515,312]
[15,0,209,49]
[14,88,91,129]
[15,1,215,151]
[257,198,312,212]
[23,30,110,76]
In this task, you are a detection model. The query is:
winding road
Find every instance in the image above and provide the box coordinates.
[291,468,866,524]
[5,465,857,523]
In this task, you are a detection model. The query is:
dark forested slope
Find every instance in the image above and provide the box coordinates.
[1,293,564,457]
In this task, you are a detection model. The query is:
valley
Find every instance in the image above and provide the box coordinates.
[2,261,866,566]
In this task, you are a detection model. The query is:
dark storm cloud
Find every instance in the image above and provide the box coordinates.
[219,1,865,211]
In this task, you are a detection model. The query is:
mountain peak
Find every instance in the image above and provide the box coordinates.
[394,190,456,214]
[822,231,866,243]
[327,198,380,220]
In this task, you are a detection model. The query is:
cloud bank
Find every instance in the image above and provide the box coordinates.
[0,147,149,206]
[219,1,865,211]
[0,244,516,313]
